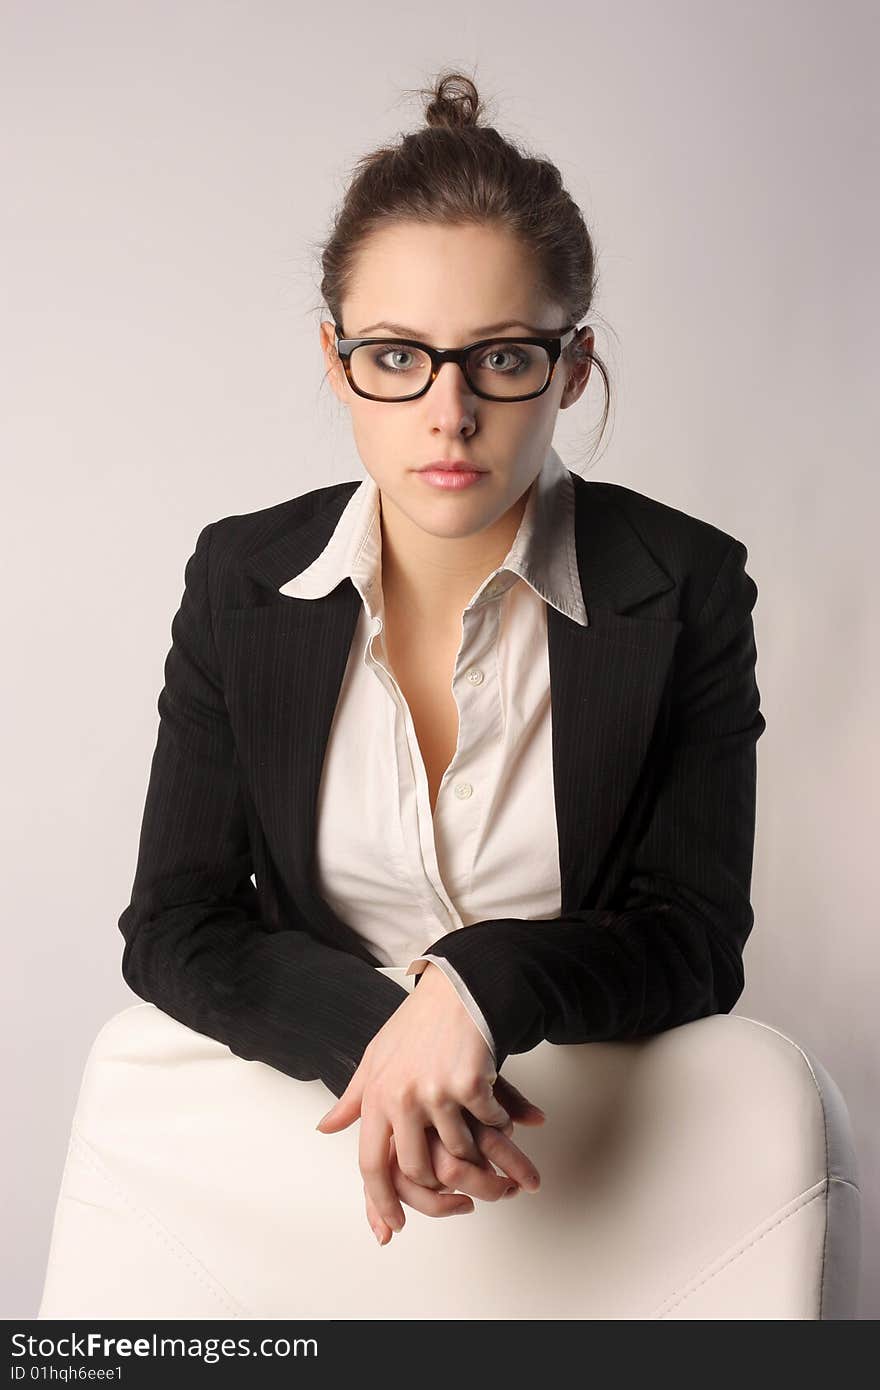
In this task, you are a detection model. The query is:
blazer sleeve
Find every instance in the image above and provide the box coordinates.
[413,537,767,1073]
[117,521,409,1099]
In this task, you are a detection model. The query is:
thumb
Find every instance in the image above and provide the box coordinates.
[315,1075,364,1132]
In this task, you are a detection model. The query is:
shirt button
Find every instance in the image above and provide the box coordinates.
[465,668,484,685]
[454,782,473,799]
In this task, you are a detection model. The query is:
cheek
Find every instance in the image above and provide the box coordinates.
[492,396,552,442]
[348,406,385,456]
[346,412,406,491]
[350,405,422,471]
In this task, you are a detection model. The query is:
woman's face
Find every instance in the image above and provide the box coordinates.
[320,221,593,545]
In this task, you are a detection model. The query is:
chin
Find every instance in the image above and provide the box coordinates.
[415,508,495,540]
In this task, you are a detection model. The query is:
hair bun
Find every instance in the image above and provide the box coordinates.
[422,71,483,130]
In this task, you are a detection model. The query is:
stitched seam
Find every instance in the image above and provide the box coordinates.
[651,1182,826,1318]
[727,1016,861,1319]
[827,1176,860,1193]
[730,1017,859,1197]
[817,1047,831,1319]
[68,1124,251,1317]
[695,539,739,625]
[728,1018,859,1193]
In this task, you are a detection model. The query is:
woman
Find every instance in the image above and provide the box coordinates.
[118,70,766,1257]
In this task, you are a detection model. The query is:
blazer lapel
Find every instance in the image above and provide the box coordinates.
[215,475,682,936]
[215,486,365,944]
[551,475,682,913]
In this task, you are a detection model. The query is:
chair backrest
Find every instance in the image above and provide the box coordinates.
[37,970,861,1319]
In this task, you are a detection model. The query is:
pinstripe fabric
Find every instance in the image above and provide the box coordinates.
[118,462,766,1098]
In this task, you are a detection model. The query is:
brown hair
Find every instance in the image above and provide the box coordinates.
[314,67,613,466]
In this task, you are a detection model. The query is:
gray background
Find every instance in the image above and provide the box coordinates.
[2,0,876,1319]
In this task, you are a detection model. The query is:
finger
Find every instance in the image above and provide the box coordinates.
[493,1075,546,1122]
[315,1067,364,1133]
[465,1083,512,1132]
[393,1110,445,1191]
[388,1147,476,1220]
[365,1188,392,1247]
[496,1099,546,1127]
[470,1123,542,1192]
[359,1102,405,1232]
[424,1127,519,1203]
[432,1103,485,1167]
[366,1135,402,1246]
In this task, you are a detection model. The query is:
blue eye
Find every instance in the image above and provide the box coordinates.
[476,346,530,374]
[372,345,424,374]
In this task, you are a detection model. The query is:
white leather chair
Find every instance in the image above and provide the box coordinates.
[37,968,861,1319]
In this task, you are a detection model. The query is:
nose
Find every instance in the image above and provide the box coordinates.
[427,359,480,407]
[425,361,477,433]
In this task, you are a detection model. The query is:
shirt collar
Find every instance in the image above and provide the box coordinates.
[278,442,588,627]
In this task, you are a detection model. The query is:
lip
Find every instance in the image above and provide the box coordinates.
[417,467,486,491]
[416,460,487,472]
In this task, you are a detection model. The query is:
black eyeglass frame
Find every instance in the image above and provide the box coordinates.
[333,322,586,403]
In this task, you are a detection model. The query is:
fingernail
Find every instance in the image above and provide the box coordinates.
[373,1227,384,1246]
[451,1202,473,1215]
[525,1174,540,1192]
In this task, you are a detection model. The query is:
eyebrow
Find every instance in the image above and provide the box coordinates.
[355,319,544,338]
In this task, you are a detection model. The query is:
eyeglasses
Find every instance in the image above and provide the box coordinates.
[333,322,585,403]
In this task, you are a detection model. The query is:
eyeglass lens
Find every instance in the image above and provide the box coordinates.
[348,340,551,400]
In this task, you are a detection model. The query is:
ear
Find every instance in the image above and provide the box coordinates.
[560,325,594,409]
[320,320,350,408]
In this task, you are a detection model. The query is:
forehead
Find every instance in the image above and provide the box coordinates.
[344,221,552,333]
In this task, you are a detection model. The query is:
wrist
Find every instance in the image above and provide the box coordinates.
[414,960,444,987]
[412,961,461,1003]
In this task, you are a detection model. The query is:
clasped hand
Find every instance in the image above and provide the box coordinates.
[315,963,544,1244]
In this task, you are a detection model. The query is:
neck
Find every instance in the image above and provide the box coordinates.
[378,486,530,628]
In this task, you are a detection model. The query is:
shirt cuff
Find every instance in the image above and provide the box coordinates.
[405,955,498,1068]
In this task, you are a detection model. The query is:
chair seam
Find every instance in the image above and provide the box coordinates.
[650,1180,826,1318]
[68,1124,252,1318]
[827,1176,860,1193]
[731,1014,846,1320]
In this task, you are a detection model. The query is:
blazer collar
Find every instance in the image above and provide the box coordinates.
[274,443,588,628]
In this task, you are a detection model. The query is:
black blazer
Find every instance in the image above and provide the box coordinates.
[118,473,766,1099]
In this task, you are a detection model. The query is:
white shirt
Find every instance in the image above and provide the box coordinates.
[278,443,589,1066]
